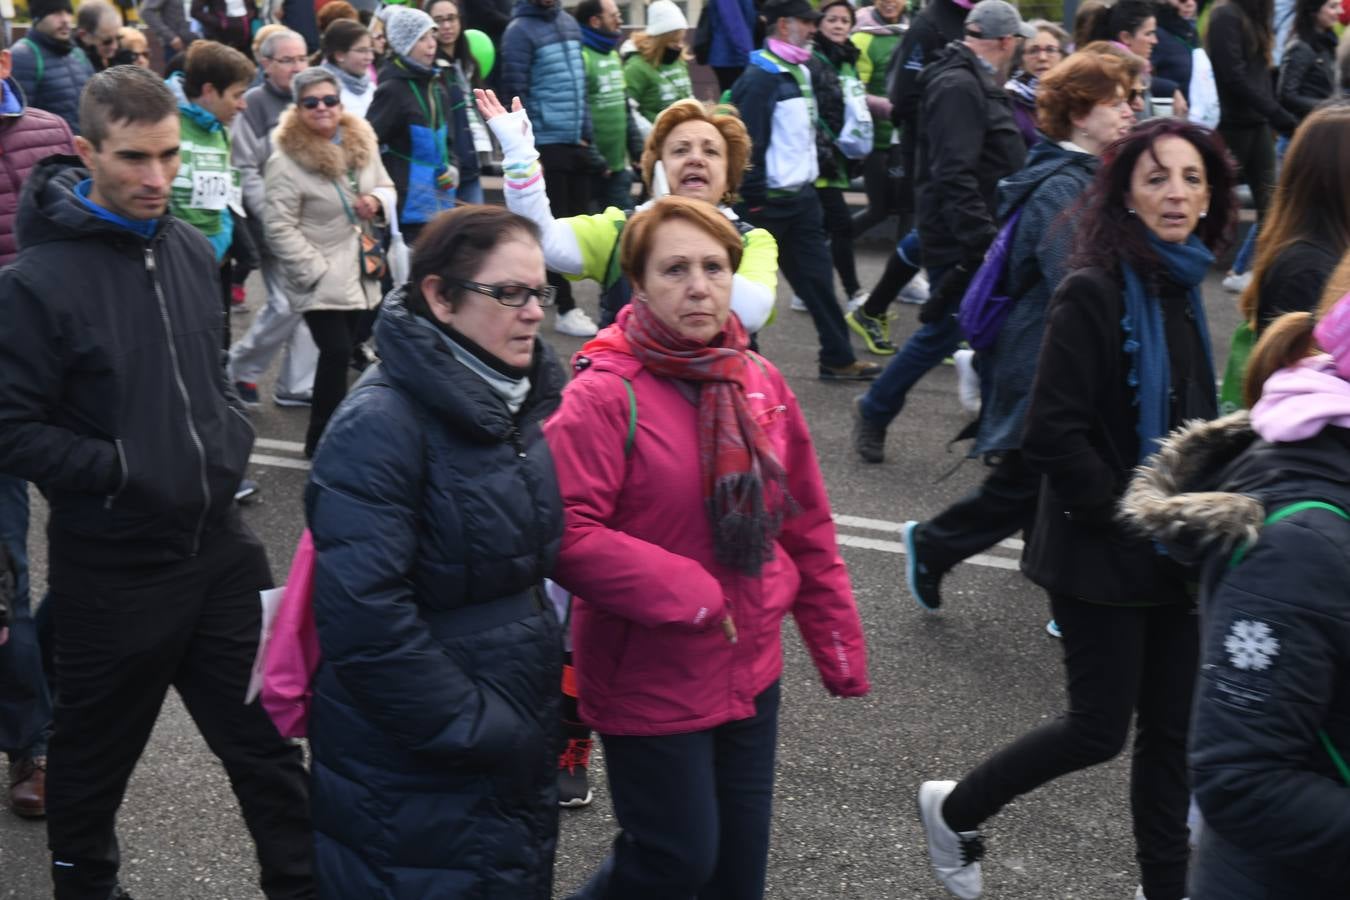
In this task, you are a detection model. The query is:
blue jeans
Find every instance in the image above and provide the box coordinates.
[1233,134,1290,275]
[569,682,781,900]
[858,262,959,428]
[594,168,635,214]
[0,474,50,759]
[456,177,485,206]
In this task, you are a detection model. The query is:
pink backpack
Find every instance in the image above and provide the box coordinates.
[260,530,321,738]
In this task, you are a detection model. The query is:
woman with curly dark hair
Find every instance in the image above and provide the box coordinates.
[917,119,1238,900]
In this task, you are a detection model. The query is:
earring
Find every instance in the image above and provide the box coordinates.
[1127,208,1136,216]
[1199,209,1209,219]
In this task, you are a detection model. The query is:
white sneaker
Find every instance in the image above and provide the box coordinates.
[1134,887,1189,900]
[899,270,931,304]
[1222,271,1252,294]
[847,289,870,313]
[953,349,980,415]
[918,781,984,899]
[790,294,808,312]
[554,308,599,337]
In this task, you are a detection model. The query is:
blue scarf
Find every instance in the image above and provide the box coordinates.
[1120,232,1216,462]
[579,24,621,53]
[75,179,159,241]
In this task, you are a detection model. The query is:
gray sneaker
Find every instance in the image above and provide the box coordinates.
[851,396,886,463]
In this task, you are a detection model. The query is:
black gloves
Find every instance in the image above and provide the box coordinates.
[919,246,988,324]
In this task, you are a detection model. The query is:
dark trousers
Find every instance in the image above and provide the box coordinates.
[0,474,50,759]
[919,451,1039,572]
[712,66,743,94]
[540,143,591,315]
[572,682,781,900]
[942,596,1198,900]
[858,263,958,427]
[850,148,897,240]
[220,260,234,352]
[45,519,313,900]
[817,186,861,297]
[1218,122,1276,222]
[302,309,363,457]
[742,189,857,368]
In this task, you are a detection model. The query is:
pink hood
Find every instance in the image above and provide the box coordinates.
[543,329,870,736]
[1251,354,1350,443]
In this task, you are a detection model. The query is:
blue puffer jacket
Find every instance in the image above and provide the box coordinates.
[500,1,589,146]
[9,30,93,134]
[305,289,565,900]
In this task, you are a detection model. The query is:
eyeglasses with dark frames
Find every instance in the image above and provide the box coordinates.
[445,278,557,308]
[300,94,341,109]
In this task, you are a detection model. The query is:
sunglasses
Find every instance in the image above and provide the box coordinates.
[446,278,557,308]
[300,94,341,109]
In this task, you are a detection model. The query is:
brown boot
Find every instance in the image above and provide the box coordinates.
[9,755,46,818]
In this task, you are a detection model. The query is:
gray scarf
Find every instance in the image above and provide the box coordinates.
[323,61,372,98]
[416,317,532,414]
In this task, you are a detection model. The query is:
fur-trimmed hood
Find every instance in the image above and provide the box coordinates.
[273,110,378,179]
[1121,410,1350,559]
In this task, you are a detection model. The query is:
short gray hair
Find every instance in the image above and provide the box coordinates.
[291,66,340,104]
[259,28,306,60]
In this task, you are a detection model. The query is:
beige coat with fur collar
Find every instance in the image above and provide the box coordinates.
[264,110,395,314]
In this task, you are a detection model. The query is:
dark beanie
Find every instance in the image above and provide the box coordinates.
[30,0,75,20]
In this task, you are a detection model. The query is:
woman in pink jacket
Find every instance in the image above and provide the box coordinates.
[545,196,870,900]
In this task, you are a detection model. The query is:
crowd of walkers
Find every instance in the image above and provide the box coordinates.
[0,0,1347,897]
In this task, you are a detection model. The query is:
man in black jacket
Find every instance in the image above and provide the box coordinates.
[0,66,313,900]
[853,0,1029,460]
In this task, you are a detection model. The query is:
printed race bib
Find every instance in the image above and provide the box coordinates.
[191,170,232,211]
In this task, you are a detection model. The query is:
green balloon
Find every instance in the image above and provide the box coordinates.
[465,29,495,78]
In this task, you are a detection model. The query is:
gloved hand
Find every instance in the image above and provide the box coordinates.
[919,245,990,324]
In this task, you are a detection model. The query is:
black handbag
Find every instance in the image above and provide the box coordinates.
[334,176,387,281]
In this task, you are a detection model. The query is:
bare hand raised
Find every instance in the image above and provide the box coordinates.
[474,89,524,122]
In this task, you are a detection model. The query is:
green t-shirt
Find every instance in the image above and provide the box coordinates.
[584,45,629,172]
[169,110,237,244]
[623,53,693,124]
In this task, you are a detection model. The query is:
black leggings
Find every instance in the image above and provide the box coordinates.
[942,595,1198,900]
[302,309,363,457]
[540,143,591,315]
[817,186,862,298]
[1219,122,1277,223]
[851,149,897,240]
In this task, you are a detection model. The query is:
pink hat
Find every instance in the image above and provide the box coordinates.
[1314,290,1350,379]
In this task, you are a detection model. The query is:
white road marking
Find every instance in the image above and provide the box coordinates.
[249,453,310,471]
[254,437,307,453]
[835,534,1022,570]
[834,514,1024,551]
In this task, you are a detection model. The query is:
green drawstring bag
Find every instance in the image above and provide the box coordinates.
[1219,320,1255,415]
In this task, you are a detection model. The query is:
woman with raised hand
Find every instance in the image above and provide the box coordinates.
[306,205,566,899]
[917,119,1238,900]
[476,88,777,332]
[1240,104,1350,337]
[545,196,869,900]
[1121,284,1350,899]
[264,66,394,459]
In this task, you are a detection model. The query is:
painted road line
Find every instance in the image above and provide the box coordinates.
[835,534,1022,570]
[834,514,1024,552]
[250,453,311,471]
[255,437,307,454]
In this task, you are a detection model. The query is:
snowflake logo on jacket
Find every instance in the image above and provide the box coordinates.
[1224,619,1280,671]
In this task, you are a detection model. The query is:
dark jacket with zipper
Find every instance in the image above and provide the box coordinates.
[9,29,94,134]
[1121,414,1350,898]
[806,36,857,184]
[1277,30,1338,119]
[306,288,564,899]
[1206,2,1299,134]
[0,158,254,567]
[1020,265,1217,605]
[885,0,965,203]
[1153,4,1197,100]
[915,41,1026,268]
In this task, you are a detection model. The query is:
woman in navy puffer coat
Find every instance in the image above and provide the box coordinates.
[305,206,565,899]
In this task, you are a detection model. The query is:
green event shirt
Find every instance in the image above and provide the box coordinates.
[583,45,629,172]
[169,111,237,243]
[623,53,693,125]
[851,29,901,148]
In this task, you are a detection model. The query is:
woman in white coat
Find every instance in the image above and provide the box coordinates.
[265,66,395,457]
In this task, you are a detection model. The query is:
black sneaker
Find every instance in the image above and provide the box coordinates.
[819,360,883,381]
[109,887,136,900]
[903,520,945,611]
[558,736,593,808]
[233,381,260,407]
[851,396,887,464]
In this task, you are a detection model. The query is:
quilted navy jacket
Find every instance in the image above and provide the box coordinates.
[9,30,93,134]
[304,289,565,899]
[499,1,590,146]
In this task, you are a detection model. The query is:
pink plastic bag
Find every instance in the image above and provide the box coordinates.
[261,529,321,738]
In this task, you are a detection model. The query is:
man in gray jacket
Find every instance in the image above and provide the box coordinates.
[227,29,318,408]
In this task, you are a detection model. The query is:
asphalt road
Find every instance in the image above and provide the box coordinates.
[0,227,1245,900]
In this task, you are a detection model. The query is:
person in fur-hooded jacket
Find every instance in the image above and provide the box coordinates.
[1120,288,1350,900]
[264,66,395,457]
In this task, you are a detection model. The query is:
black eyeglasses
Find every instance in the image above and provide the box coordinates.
[300,94,341,109]
[446,278,557,308]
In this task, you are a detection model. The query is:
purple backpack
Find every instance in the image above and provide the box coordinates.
[958,207,1025,352]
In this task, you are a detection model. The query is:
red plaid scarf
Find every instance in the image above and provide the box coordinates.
[621,302,795,575]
